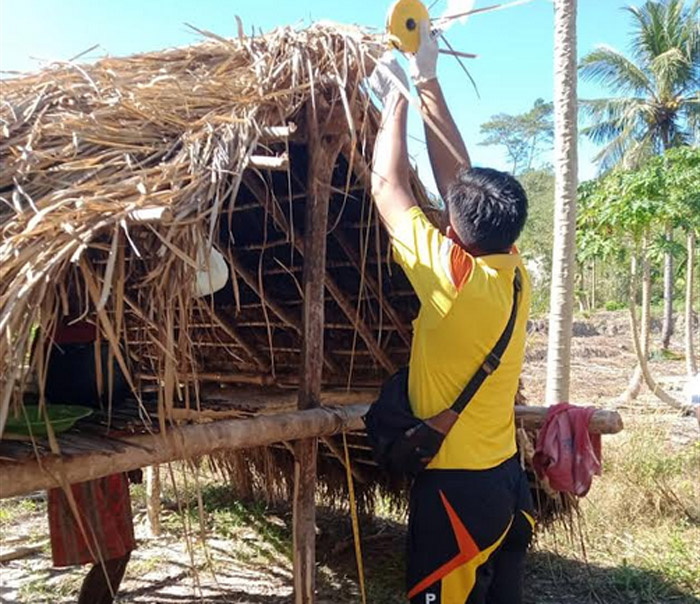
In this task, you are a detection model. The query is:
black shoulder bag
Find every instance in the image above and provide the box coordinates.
[363,268,522,476]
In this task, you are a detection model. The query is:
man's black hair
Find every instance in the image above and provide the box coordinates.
[445,167,528,254]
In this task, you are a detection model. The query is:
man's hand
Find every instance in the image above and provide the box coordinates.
[368,51,410,107]
[410,21,439,86]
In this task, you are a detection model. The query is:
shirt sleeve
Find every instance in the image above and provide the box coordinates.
[391,206,472,320]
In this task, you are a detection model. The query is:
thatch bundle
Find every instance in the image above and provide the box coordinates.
[1,23,434,440]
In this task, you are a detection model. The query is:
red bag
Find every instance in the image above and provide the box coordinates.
[532,403,602,497]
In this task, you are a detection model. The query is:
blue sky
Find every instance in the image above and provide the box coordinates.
[0,0,648,187]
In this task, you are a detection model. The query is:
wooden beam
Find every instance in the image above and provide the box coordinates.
[212,308,269,371]
[145,465,161,537]
[515,405,624,434]
[0,404,369,499]
[249,166,396,374]
[226,252,301,335]
[0,404,623,499]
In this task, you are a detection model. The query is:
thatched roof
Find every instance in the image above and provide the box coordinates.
[0,23,433,438]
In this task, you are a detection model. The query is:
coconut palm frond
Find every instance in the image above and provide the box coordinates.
[579,46,654,96]
[650,48,693,96]
[581,0,698,170]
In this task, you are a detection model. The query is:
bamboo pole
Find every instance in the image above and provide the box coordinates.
[0,404,369,499]
[0,404,623,499]
[249,153,290,171]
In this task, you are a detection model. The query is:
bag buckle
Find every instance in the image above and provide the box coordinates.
[482,352,501,375]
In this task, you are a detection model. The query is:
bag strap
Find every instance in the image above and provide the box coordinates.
[450,267,522,415]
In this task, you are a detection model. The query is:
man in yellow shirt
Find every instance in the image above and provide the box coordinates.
[369,22,533,604]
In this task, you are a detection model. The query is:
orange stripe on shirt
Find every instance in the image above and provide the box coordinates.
[449,245,474,291]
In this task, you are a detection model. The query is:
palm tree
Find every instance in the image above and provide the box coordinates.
[545,0,579,406]
[580,0,699,352]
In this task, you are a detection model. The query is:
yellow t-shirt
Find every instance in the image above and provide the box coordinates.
[392,206,531,470]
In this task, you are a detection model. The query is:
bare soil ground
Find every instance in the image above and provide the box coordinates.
[1,310,698,603]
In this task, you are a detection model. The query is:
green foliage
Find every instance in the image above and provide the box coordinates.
[579,0,699,170]
[479,99,553,174]
[576,147,699,308]
[515,168,555,314]
[518,168,555,260]
[605,300,626,311]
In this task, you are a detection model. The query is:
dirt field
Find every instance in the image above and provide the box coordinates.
[1,311,698,603]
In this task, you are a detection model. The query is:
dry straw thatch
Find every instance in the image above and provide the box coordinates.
[0,22,425,439]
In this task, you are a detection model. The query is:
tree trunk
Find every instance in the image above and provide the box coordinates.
[686,230,698,376]
[591,258,597,310]
[622,247,651,402]
[628,255,685,410]
[661,223,674,350]
[545,0,579,406]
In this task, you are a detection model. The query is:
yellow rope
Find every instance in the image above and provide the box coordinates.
[342,431,367,604]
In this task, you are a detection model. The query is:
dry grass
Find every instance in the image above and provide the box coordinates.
[528,413,699,603]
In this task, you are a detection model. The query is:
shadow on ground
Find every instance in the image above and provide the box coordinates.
[114,503,699,604]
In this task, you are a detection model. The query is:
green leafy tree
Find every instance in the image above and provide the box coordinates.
[580,0,699,169]
[577,148,698,405]
[580,0,699,351]
[518,169,555,314]
[479,99,553,174]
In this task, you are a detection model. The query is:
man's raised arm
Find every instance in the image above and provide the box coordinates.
[411,22,471,200]
[369,54,417,232]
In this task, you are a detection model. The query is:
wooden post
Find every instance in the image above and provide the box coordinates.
[292,112,340,603]
[145,465,161,537]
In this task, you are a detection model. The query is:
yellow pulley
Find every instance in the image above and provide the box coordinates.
[386,0,430,54]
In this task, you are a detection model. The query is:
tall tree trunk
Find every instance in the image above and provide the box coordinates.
[623,243,651,402]
[545,0,579,406]
[591,258,597,310]
[686,230,698,376]
[661,223,674,349]
[628,247,685,411]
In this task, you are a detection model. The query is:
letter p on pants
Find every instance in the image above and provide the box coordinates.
[425,594,437,603]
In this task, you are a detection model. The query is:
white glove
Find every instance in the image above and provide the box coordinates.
[409,20,439,86]
[368,51,410,106]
